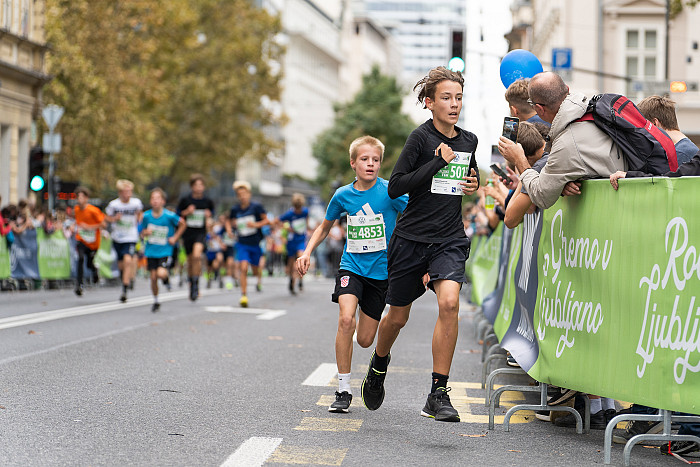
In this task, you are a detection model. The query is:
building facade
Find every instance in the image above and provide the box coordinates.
[0,0,49,205]
[508,0,700,143]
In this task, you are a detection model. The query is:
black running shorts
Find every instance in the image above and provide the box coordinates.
[331,270,388,322]
[147,256,172,271]
[386,235,470,307]
[182,230,206,255]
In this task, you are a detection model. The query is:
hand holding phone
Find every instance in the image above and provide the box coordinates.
[490,163,508,180]
[502,117,519,143]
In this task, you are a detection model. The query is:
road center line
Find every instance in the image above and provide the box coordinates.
[0,289,226,331]
[302,363,337,386]
[220,436,283,467]
[204,306,287,320]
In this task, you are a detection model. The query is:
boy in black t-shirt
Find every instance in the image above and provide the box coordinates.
[176,174,215,301]
[361,66,480,422]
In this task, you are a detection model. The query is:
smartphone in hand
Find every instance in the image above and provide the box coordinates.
[490,163,509,180]
[502,116,519,143]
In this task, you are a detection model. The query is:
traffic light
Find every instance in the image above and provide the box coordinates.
[448,29,465,73]
[29,146,45,192]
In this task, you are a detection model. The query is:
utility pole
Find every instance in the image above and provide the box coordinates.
[665,0,670,81]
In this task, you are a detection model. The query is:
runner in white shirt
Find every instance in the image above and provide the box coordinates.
[105,179,144,302]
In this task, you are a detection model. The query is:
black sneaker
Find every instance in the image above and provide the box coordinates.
[506,354,520,367]
[329,391,352,413]
[547,388,577,406]
[298,279,303,291]
[189,280,199,301]
[361,351,390,411]
[120,291,127,303]
[151,303,160,313]
[604,408,617,424]
[421,387,460,422]
[613,419,663,444]
[661,440,700,456]
[74,285,83,296]
[555,409,607,430]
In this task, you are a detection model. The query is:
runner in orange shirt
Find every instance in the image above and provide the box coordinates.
[73,186,106,296]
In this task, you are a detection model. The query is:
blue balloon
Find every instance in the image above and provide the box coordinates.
[499,49,544,88]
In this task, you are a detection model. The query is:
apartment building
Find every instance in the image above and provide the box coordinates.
[0,0,49,204]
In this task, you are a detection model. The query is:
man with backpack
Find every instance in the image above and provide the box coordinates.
[498,71,627,209]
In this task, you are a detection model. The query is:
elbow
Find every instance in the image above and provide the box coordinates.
[504,215,518,229]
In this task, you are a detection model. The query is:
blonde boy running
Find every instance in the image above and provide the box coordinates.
[297,136,408,413]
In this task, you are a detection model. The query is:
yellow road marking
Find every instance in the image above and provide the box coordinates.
[294,417,363,432]
[267,446,347,466]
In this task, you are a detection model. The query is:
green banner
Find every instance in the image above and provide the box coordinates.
[0,236,10,279]
[469,223,503,305]
[37,229,72,280]
[94,236,116,279]
[494,224,522,340]
[528,177,699,414]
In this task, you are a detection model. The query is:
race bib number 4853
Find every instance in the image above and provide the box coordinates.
[346,214,386,253]
[431,151,473,195]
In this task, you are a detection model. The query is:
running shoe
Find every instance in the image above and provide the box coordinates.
[74,285,83,296]
[329,391,352,413]
[298,279,303,291]
[361,351,390,411]
[256,283,263,292]
[613,419,663,444]
[151,303,160,313]
[240,295,248,308]
[289,278,296,295]
[120,292,127,303]
[421,387,460,422]
[661,440,700,456]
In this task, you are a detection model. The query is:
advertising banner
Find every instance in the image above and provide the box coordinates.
[10,228,40,279]
[0,236,10,279]
[37,229,72,280]
[469,223,503,306]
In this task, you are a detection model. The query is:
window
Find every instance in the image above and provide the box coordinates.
[625,27,661,96]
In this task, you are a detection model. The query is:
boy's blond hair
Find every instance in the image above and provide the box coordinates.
[349,135,385,163]
[291,193,305,208]
[116,179,134,191]
[232,180,251,192]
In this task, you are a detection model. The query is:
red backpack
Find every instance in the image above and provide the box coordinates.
[576,94,678,175]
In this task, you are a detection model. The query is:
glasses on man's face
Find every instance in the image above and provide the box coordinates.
[527,98,544,108]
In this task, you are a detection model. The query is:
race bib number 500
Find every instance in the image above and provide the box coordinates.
[346,214,386,253]
[431,151,473,195]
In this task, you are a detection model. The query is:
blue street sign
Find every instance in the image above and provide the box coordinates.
[552,48,572,70]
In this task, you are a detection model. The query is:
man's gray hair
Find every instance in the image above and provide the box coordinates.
[529,72,569,108]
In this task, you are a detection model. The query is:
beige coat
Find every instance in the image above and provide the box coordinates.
[521,92,627,209]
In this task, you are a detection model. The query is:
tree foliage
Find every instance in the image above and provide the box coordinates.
[43,0,283,197]
[312,66,415,200]
[671,0,699,17]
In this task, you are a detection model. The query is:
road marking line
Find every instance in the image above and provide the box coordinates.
[294,417,362,432]
[220,436,282,467]
[268,445,347,466]
[302,363,337,386]
[0,288,227,331]
[204,306,287,320]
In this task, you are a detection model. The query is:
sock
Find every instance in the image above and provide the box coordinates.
[431,372,449,393]
[153,296,159,304]
[372,351,389,372]
[590,397,602,414]
[602,397,616,411]
[122,284,128,293]
[338,372,351,394]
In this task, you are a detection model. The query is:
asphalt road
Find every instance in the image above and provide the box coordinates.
[0,275,689,466]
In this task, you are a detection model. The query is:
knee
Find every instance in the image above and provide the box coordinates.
[338,315,355,334]
[387,311,409,329]
[356,334,375,348]
[438,297,460,315]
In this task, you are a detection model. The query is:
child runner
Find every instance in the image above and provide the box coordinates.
[73,186,106,296]
[176,174,214,301]
[105,179,143,302]
[140,188,186,312]
[297,135,408,413]
[227,181,269,308]
[361,66,480,422]
[278,192,309,295]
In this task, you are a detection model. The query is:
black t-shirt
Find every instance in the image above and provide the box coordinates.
[176,193,214,233]
[389,119,479,243]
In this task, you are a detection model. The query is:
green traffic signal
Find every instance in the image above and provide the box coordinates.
[30,175,45,192]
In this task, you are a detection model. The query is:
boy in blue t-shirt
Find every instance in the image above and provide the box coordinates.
[296,136,408,413]
[278,193,309,295]
[139,188,186,312]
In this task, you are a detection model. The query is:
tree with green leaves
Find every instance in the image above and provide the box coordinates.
[43,0,284,198]
[312,66,415,200]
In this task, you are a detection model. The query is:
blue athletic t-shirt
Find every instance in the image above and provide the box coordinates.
[279,207,308,243]
[140,209,181,258]
[675,137,699,166]
[229,202,266,246]
[325,178,408,280]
